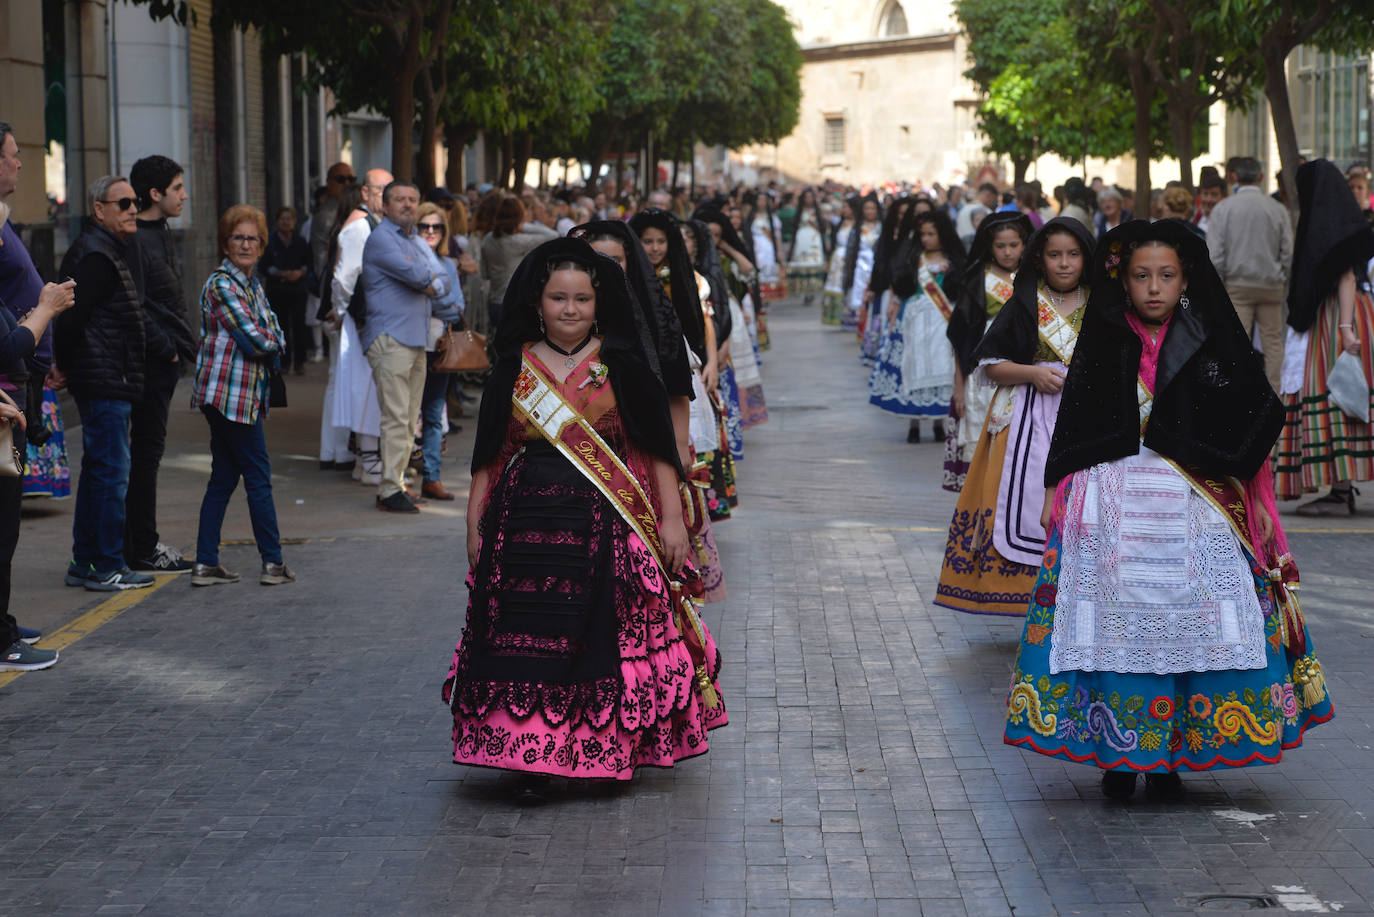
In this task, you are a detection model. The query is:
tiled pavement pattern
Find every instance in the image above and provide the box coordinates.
[2,301,1373,916]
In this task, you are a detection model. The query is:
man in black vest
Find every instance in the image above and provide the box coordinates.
[55,175,153,591]
[124,155,196,575]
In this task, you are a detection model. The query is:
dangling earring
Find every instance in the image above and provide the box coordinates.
[537,313,545,334]
[1179,294,1190,310]
[593,319,599,334]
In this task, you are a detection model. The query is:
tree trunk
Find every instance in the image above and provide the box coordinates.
[1167,99,1196,190]
[388,76,416,182]
[1263,46,1302,217]
[512,133,533,191]
[615,131,630,195]
[1012,157,1029,187]
[444,122,475,191]
[499,132,515,189]
[1127,51,1153,210]
[671,148,680,191]
[416,93,439,191]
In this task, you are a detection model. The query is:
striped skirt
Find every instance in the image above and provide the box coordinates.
[1275,290,1374,499]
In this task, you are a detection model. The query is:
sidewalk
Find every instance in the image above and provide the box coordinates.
[15,358,478,640]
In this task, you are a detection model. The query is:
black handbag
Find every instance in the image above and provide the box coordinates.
[269,369,288,408]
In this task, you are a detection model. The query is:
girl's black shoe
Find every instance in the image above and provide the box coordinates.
[1101,770,1137,799]
[1145,771,1183,795]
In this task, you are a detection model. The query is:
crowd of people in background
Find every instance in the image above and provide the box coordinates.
[1,106,1372,801]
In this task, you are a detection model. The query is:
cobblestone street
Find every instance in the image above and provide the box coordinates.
[2,299,1373,916]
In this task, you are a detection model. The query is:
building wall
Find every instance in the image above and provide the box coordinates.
[185,0,219,300]
[0,0,49,222]
[760,0,975,186]
[109,1,189,178]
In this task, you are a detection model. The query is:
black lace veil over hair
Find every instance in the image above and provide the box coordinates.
[684,218,733,343]
[628,209,707,361]
[471,237,681,477]
[569,218,691,398]
[694,205,761,317]
[1288,158,1374,333]
[973,216,1096,367]
[843,194,881,292]
[891,210,966,302]
[691,205,750,258]
[1043,218,1283,486]
[946,211,1032,376]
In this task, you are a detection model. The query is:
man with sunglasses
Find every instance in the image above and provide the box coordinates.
[310,162,356,293]
[55,175,153,591]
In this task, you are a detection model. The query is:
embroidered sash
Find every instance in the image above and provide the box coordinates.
[1034,287,1080,364]
[984,270,1014,306]
[511,355,722,707]
[920,262,953,322]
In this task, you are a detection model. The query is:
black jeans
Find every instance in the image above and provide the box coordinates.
[124,367,177,564]
[272,291,309,369]
[0,426,27,647]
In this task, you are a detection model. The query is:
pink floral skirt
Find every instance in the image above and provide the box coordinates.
[444,446,726,779]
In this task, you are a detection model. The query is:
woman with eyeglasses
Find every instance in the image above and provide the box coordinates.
[189,205,293,588]
[414,202,465,501]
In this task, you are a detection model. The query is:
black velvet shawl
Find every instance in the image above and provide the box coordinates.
[1288,158,1374,333]
[1043,218,1283,487]
[628,210,707,362]
[569,219,691,398]
[973,216,1096,368]
[684,219,733,344]
[471,238,681,478]
[946,212,1033,376]
[866,197,912,295]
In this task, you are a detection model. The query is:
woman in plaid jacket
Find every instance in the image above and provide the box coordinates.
[189,204,295,588]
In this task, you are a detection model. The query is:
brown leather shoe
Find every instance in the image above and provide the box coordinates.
[421,480,456,501]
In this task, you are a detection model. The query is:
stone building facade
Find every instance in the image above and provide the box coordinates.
[746,0,985,187]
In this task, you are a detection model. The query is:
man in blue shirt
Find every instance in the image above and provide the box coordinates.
[359,180,447,513]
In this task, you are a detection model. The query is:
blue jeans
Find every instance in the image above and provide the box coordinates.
[420,365,450,484]
[72,398,133,575]
[195,406,282,566]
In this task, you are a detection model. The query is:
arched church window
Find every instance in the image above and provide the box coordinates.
[882,1,908,36]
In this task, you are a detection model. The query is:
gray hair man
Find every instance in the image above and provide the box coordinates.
[358,180,447,513]
[1206,156,1292,390]
[56,175,154,591]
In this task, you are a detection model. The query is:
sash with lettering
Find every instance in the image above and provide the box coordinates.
[511,354,722,709]
[920,260,954,322]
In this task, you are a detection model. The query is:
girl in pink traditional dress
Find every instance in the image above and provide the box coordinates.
[445,238,726,801]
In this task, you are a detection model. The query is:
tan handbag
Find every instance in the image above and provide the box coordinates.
[431,324,490,373]
[0,387,24,477]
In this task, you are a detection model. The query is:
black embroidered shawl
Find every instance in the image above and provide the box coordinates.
[1288,158,1374,333]
[1044,218,1283,486]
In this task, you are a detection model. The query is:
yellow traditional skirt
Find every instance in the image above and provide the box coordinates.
[934,420,1039,616]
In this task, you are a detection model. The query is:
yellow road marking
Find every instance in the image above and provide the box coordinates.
[872,525,1373,534]
[0,576,176,690]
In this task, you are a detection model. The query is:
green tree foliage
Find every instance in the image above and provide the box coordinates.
[959,0,1182,187]
[1219,0,1374,211]
[953,0,1048,183]
[128,0,800,188]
